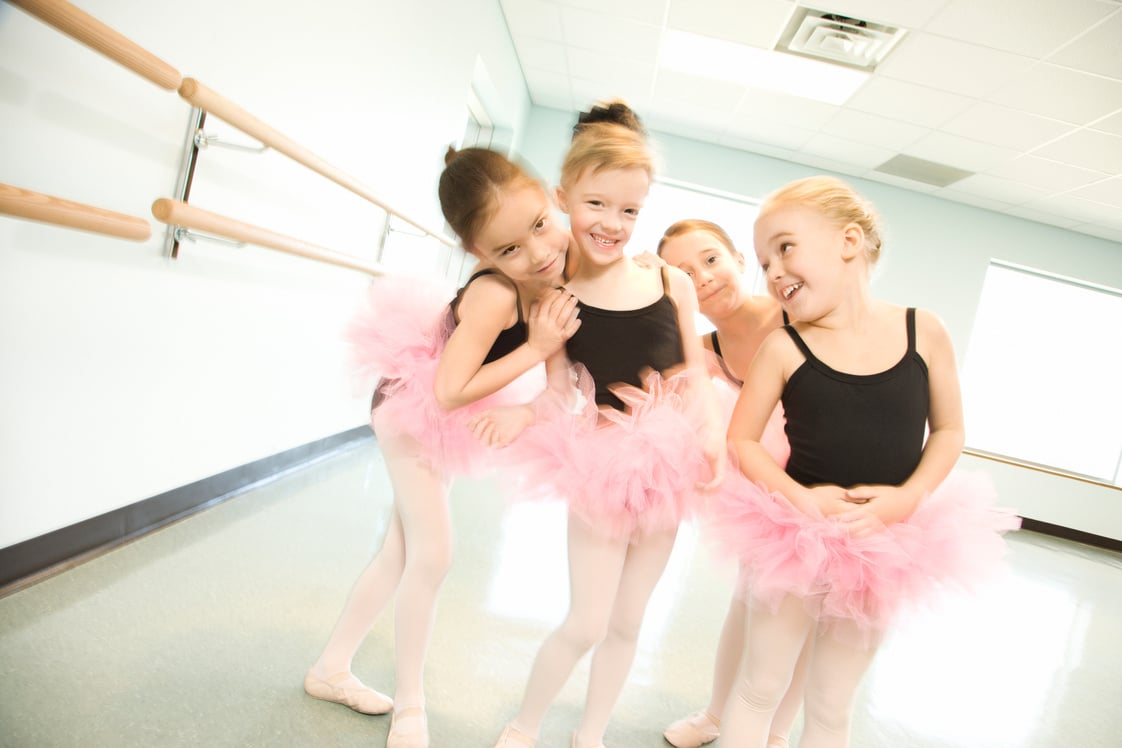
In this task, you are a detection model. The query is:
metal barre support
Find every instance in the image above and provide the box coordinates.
[8,0,182,90]
[177,78,456,248]
[194,130,268,154]
[0,182,151,241]
[152,198,385,276]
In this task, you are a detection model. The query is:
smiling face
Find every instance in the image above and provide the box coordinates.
[753,200,860,321]
[469,183,570,288]
[557,166,650,267]
[658,228,747,320]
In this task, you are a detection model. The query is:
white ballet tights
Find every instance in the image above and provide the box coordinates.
[722,594,880,748]
[311,417,453,712]
[510,511,678,747]
[707,590,808,744]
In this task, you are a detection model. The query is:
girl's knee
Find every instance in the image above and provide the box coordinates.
[405,542,453,583]
[802,685,854,734]
[557,614,609,652]
[733,671,791,713]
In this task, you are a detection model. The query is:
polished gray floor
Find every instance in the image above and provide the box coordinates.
[1,440,1120,747]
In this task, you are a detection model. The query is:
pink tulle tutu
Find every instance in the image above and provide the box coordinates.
[708,368,790,467]
[706,465,1020,633]
[508,367,713,539]
[346,276,544,476]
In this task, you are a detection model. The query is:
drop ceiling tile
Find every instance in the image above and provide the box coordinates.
[652,68,747,109]
[567,50,655,89]
[1048,11,1122,80]
[990,63,1122,125]
[667,0,794,49]
[724,116,817,150]
[877,33,1034,98]
[788,152,869,177]
[987,154,1108,191]
[846,77,974,128]
[820,109,929,151]
[948,173,1052,205]
[522,68,574,107]
[570,75,653,112]
[904,131,1019,172]
[1071,176,1122,208]
[559,7,662,61]
[556,0,670,25]
[1031,128,1122,174]
[514,38,569,74]
[647,110,731,143]
[941,102,1074,151]
[718,135,798,163]
[1091,109,1122,137]
[1022,192,1122,225]
[736,89,839,129]
[865,171,941,194]
[935,189,1018,213]
[802,0,948,29]
[500,0,565,42]
[529,87,576,111]
[925,0,1115,58]
[1007,205,1091,230]
[800,133,898,169]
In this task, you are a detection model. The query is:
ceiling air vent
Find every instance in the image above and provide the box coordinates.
[874,155,974,188]
[777,7,906,71]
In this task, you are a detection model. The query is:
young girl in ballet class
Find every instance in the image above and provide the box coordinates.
[491,103,724,748]
[655,220,805,748]
[304,146,581,748]
[712,175,1019,747]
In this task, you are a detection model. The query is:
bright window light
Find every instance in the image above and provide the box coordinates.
[659,30,870,106]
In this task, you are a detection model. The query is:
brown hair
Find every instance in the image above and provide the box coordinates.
[657,219,740,258]
[763,176,884,264]
[560,100,654,189]
[438,146,541,252]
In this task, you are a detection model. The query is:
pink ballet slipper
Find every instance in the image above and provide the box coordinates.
[388,706,429,748]
[493,723,536,747]
[303,670,392,715]
[663,709,720,747]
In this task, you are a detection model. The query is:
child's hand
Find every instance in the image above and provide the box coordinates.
[801,485,852,517]
[835,503,888,538]
[467,404,535,448]
[527,288,581,358]
[697,432,726,490]
[631,251,665,270]
[843,485,920,525]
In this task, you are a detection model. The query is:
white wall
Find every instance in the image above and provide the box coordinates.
[518,105,1122,541]
[0,0,530,549]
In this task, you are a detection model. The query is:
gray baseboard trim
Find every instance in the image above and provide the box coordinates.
[1019,517,1122,554]
[0,426,374,596]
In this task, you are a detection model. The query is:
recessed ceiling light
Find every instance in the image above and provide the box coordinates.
[660,30,870,106]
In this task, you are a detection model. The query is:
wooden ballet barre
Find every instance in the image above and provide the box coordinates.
[151,198,386,276]
[0,182,151,240]
[177,78,456,248]
[8,0,182,90]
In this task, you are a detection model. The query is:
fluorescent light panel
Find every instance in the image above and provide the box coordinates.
[659,30,870,106]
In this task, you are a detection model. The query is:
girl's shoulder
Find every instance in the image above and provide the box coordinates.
[454,269,518,323]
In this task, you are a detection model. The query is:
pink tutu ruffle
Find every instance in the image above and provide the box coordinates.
[507,367,713,539]
[346,276,544,476]
[709,369,790,468]
[706,465,1020,633]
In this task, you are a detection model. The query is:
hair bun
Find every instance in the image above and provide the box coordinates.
[573,100,645,138]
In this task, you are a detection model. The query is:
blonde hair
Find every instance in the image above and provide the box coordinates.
[764,176,884,264]
[560,100,654,189]
[657,219,740,258]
